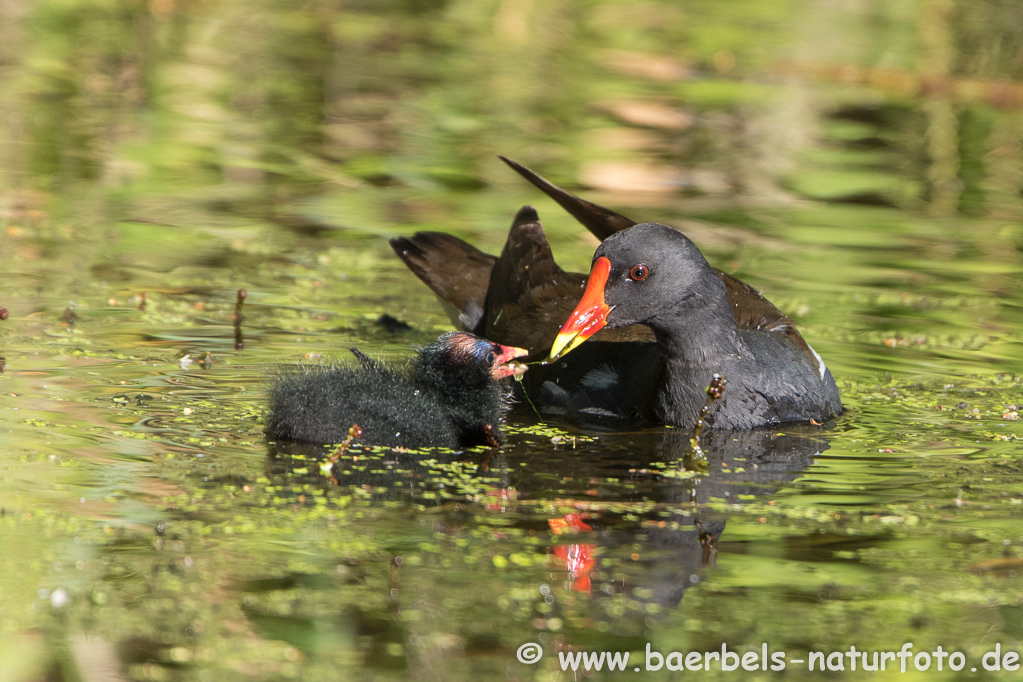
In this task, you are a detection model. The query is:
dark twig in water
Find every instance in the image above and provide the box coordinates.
[684,373,727,466]
[234,288,247,319]
[233,288,246,350]
[324,424,363,484]
[137,292,147,311]
[62,303,76,331]
[0,357,5,374]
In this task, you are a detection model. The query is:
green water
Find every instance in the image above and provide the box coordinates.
[2,0,1023,680]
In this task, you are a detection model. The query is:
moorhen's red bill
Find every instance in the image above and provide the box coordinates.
[550,223,841,428]
[265,332,527,448]
[391,158,841,428]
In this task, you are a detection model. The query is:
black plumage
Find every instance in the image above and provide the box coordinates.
[265,332,527,448]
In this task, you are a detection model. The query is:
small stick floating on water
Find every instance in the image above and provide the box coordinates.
[233,288,247,350]
[323,424,363,484]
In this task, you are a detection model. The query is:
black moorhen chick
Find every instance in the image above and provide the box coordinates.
[265,332,527,448]
[549,223,842,428]
[391,158,841,427]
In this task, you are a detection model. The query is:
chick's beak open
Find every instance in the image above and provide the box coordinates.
[547,257,613,363]
[491,343,529,380]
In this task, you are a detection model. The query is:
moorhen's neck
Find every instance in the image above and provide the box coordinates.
[645,277,746,426]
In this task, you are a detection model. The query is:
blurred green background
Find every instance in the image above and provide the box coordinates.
[3,0,1021,231]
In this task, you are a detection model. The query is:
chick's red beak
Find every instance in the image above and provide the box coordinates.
[490,343,529,380]
[547,257,613,362]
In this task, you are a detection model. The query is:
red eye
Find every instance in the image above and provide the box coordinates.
[629,264,649,281]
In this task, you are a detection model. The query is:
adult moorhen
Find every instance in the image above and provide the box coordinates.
[549,223,841,428]
[265,332,527,448]
[391,158,841,427]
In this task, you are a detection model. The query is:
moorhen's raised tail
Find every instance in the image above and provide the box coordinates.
[550,223,841,428]
[265,332,527,448]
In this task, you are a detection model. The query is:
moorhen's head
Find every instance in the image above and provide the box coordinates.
[416,332,528,387]
[548,223,721,361]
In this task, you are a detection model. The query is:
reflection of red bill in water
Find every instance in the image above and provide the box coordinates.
[551,544,596,593]
[549,514,596,593]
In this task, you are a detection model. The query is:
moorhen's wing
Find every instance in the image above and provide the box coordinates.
[390,231,495,332]
[483,205,577,356]
[484,206,655,358]
[716,270,817,367]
